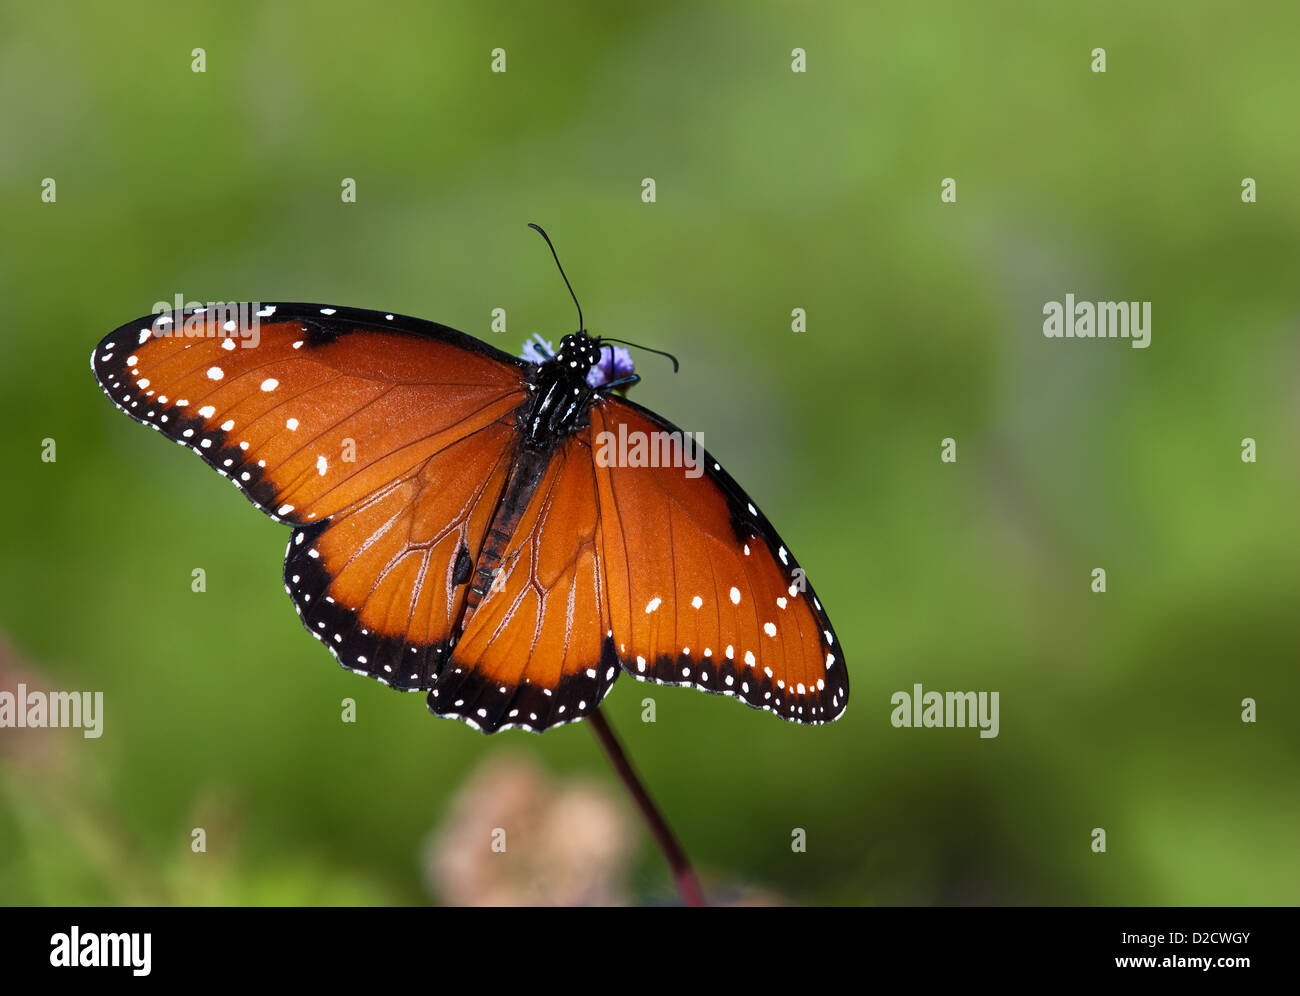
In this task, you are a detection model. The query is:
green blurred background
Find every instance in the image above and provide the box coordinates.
[2,0,1297,905]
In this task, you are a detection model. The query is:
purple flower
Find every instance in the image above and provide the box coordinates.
[586,345,635,388]
[519,334,554,365]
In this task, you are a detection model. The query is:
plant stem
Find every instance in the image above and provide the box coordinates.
[588,707,706,907]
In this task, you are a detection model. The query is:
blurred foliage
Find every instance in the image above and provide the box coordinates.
[1,0,1297,905]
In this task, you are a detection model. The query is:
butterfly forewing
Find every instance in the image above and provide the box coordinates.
[590,398,847,725]
[91,305,527,526]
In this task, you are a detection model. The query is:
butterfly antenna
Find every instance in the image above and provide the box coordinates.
[528,223,584,333]
[597,337,680,373]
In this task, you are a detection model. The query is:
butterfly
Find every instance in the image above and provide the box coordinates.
[90,226,847,733]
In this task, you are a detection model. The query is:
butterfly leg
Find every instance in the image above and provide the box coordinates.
[599,374,640,394]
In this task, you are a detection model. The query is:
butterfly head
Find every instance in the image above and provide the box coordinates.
[557,333,639,392]
[521,331,637,394]
[555,332,603,373]
[524,225,652,393]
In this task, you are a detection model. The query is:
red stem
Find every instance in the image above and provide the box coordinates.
[588,707,706,907]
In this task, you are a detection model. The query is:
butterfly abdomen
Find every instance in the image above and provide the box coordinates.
[462,447,552,622]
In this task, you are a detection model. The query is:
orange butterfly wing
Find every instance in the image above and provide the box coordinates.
[92,305,525,525]
[93,305,528,690]
[428,429,619,732]
[589,397,847,725]
[284,416,520,690]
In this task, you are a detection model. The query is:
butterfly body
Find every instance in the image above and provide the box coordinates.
[92,300,848,733]
[519,331,607,445]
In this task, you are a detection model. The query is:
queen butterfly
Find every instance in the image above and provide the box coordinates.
[90,227,847,733]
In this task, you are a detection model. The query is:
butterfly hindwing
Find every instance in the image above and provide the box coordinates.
[429,429,620,732]
[284,415,521,691]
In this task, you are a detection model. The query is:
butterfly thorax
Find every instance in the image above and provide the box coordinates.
[520,332,603,448]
